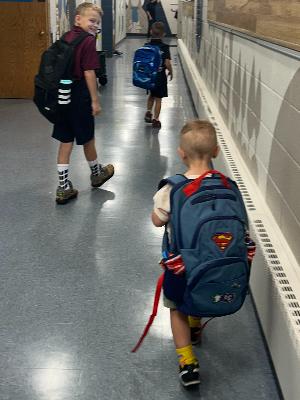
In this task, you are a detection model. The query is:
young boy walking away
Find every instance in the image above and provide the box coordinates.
[53,2,114,204]
[151,120,220,387]
[144,22,173,129]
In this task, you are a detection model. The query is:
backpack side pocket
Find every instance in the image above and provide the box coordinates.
[163,268,186,305]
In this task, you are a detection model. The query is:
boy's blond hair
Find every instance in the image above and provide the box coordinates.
[180,120,218,160]
[151,22,165,38]
[76,2,103,17]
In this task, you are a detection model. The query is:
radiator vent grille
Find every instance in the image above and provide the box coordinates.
[198,92,300,337]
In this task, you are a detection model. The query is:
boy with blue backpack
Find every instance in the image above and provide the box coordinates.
[132,22,172,129]
[145,22,173,129]
[150,120,255,387]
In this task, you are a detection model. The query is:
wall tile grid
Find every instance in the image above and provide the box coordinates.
[180,2,300,264]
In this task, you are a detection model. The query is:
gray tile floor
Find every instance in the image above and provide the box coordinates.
[0,38,281,399]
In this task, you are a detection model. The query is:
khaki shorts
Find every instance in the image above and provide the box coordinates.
[163,294,177,310]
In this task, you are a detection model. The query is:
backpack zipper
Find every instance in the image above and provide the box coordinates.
[191,193,236,205]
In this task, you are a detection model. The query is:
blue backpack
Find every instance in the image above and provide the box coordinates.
[132,44,162,90]
[132,170,251,352]
[160,170,250,317]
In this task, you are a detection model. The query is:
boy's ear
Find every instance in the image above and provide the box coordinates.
[212,145,220,158]
[177,146,186,160]
[75,14,81,25]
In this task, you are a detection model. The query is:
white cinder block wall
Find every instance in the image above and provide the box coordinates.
[180,0,300,266]
[178,1,300,399]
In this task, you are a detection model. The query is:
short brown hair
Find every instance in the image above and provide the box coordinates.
[180,120,218,160]
[151,22,165,38]
[76,2,103,17]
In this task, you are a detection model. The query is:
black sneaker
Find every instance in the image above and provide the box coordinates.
[152,119,161,129]
[179,363,200,387]
[191,327,202,345]
[144,111,153,123]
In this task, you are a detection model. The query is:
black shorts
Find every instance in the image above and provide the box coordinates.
[150,71,168,98]
[52,80,95,145]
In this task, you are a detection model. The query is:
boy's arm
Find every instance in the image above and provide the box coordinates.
[152,184,172,227]
[151,211,166,227]
[165,59,173,80]
[84,70,101,116]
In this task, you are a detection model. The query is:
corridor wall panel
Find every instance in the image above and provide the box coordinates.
[207,0,300,51]
[179,0,300,267]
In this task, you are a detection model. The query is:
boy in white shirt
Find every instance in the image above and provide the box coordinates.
[152,120,220,387]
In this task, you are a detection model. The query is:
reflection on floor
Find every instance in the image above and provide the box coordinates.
[0,38,281,399]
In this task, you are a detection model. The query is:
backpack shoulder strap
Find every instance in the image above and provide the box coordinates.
[60,31,90,47]
[158,174,187,190]
[70,31,91,47]
[229,179,249,228]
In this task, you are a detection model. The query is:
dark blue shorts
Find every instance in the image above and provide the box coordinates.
[52,80,95,145]
[150,71,168,98]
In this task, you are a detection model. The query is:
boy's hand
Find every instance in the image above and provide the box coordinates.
[168,71,173,81]
[92,100,101,116]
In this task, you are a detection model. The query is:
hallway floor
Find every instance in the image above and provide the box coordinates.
[0,38,281,399]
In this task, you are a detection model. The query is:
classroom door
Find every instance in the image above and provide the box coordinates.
[0,0,49,98]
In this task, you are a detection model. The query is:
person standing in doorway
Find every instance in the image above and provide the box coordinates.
[146,0,160,38]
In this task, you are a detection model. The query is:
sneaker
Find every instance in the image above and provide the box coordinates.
[179,363,201,387]
[56,181,78,205]
[144,111,153,123]
[191,327,202,345]
[152,119,161,129]
[91,164,114,188]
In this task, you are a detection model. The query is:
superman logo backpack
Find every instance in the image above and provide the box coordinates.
[132,170,255,352]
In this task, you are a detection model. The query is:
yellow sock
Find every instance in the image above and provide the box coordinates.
[188,316,202,328]
[176,345,198,367]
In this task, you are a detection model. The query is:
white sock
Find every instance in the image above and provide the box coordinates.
[88,159,101,176]
[57,164,70,189]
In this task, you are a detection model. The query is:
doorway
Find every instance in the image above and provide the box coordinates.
[0,0,49,98]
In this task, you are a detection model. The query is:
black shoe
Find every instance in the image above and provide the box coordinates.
[179,363,200,387]
[144,111,153,123]
[191,327,202,345]
[152,119,161,129]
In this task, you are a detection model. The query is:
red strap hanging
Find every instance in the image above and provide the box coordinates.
[183,169,230,197]
[131,273,165,353]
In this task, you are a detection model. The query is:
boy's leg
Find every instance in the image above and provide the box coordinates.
[152,98,162,128]
[170,309,200,387]
[56,141,78,205]
[83,138,98,162]
[153,98,162,121]
[145,94,154,122]
[57,141,73,164]
[170,309,191,349]
[188,316,202,345]
[83,138,114,188]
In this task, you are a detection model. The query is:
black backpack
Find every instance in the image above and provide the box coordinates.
[33,32,89,124]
